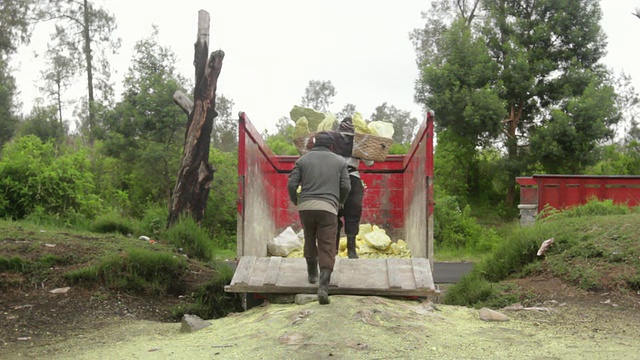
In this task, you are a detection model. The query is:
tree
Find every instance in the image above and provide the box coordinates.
[413,0,616,206]
[336,103,357,120]
[101,27,189,215]
[45,0,121,140]
[39,46,75,125]
[212,94,237,152]
[0,0,36,57]
[18,103,67,143]
[301,80,336,112]
[167,11,224,227]
[0,58,18,150]
[370,102,419,145]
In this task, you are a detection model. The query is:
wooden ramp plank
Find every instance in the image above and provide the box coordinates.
[329,257,341,287]
[335,258,387,290]
[386,258,414,290]
[248,257,269,287]
[275,258,310,288]
[412,257,435,290]
[226,257,438,297]
[264,256,282,286]
[229,256,256,285]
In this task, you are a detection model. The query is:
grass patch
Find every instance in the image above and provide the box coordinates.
[444,200,640,307]
[162,216,216,261]
[171,260,243,320]
[90,212,137,236]
[65,248,187,295]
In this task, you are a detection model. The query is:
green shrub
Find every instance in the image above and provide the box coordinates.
[139,204,169,237]
[434,192,501,252]
[65,248,186,295]
[163,216,216,261]
[538,197,629,222]
[90,212,137,235]
[0,135,101,220]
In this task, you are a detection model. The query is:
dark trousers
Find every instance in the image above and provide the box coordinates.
[336,176,364,248]
[299,210,338,271]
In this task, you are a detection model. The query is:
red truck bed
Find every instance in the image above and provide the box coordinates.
[227,112,436,297]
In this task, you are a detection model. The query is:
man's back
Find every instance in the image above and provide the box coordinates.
[289,147,350,211]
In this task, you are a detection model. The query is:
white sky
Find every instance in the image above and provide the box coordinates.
[10,0,640,134]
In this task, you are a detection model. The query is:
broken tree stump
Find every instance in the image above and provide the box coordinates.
[167,10,225,227]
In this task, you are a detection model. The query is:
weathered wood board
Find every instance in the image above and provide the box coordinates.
[225,256,437,297]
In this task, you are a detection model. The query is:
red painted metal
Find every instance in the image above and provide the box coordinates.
[517,174,640,212]
[237,111,435,237]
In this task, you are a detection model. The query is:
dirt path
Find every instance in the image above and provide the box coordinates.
[4,295,640,360]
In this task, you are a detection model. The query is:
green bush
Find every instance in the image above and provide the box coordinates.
[163,216,216,261]
[203,149,238,250]
[90,212,137,235]
[65,248,186,295]
[538,197,629,222]
[139,204,169,236]
[0,135,101,220]
[434,192,501,252]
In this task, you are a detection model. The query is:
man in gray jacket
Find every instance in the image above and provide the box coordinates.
[288,131,351,305]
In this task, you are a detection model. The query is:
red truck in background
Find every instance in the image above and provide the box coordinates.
[517,175,640,226]
[226,111,437,297]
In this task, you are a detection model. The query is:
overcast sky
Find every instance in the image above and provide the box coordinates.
[10,0,640,134]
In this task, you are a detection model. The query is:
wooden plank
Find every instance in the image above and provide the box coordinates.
[386,258,404,289]
[412,257,435,289]
[330,257,341,287]
[336,259,387,290]
[276,258,309,287]
[264,256,282,286]
[248,257,269,287]
[225,257,438,297]
[230,256,256,285]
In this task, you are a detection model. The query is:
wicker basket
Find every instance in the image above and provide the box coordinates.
[293,133,315,156]
[352,133,393,162]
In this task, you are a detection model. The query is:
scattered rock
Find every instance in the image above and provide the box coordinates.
[180,314,212,333]
[278,332,305,345]
[139,236,150,241]
[44,243,57,248]
[49,287,71,294]
[295,294,318,305]
[479,307,509,322]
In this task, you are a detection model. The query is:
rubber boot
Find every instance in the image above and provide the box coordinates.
[306,257,318,284]
[347,235,358,259]
[318,268,332,305]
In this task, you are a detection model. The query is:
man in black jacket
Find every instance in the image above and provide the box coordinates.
[330,117,374,258]
[288,131,351,304]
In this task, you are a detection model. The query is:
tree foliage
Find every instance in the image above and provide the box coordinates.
[413,0,618,206]
[101,28,188,216]
[44,0,121,139]
[300,80,336,112]
[212,95,237,152]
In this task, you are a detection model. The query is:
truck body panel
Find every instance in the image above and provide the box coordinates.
[229,111,436,296]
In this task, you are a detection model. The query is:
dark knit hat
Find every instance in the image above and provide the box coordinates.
[313,131,334,148]
[339,117,355,133]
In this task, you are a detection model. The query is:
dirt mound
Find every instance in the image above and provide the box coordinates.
[4,294,640,359]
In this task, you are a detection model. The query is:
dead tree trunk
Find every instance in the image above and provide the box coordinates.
[167,10,225,227]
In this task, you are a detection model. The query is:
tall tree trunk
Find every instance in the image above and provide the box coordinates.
[505,103,523,206]
[167,10,224,227]
[83,0,94,140]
